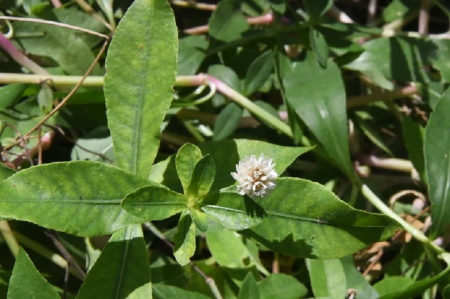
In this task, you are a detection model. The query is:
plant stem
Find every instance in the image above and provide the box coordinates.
[361,184,445,256]
[206,75,293,138]
[0,33,49,75]
[0,220,20,258]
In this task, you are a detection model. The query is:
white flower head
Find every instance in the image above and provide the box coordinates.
[231,154,278,198]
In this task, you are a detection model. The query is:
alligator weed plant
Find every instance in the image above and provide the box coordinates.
[0,0,450,298]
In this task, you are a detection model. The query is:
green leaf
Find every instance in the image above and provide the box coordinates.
[425,92,450,236]
[208,0,249,42]
[310,27,329,68]
[201,139,312,191]
[258,273,308,299]
[213,102,244,140]
[126,282,153,299]
[14,17,102,75]
[104,0,177,177]
[244,50,274,95]
[153,284,210,299]
[307,256,378,299]
[0,84,27,108]
[173,212,197,266]
[378,260,450,299]
[0,164,15,181]
[202,192,266,230]
[239,273,260,299]
[208,64,242,92]
[243,178,399,259]
[402,115,425,181]
[344,37,433,85]
[7,248,59,299]
[176,143,203,193]
[0,161,151,236]
[178,35,208,76]
[354,112,393,156]
[283,51,354,179]
[187,155,215,200]
[307,258,346,299]
[374,277,415,297]
[206,228,248,268]
[37,83,53,114]
[77,225,150,299]
[122,185,187,221]
[304,0,333,21]
[189,207,210,232]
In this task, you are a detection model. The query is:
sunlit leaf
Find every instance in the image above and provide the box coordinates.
[105,0,177,177]
[0,161,151,236]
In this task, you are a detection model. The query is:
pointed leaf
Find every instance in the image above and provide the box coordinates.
[0,161,151,236]
[77,225,150,299]
[105,0,177,177]
[244,50,274,95]
[176,143,203,194]
[122,186,187,221]
[187,155,215,200]
[425,93,450,236]
[310,27,329,68]
[7,248,59,299]
[239,273,260,299]
[213,102,244,140]
[173,212,197,266]
[202,192,266,230]
[243,178,399,259]
[283,52,354,179]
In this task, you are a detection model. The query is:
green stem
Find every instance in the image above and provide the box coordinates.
[361,184,445,256]
[206,75,293,138]
[0,220,20,258]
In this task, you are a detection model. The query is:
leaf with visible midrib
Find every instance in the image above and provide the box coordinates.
[283,51,354,179]
[105,0,178,178]
[77,225,151,299]
[425,92,450,237]
[243,178,399,259]
[0,161,152,236]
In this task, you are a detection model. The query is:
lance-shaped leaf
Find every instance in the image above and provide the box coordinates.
[77,225,150,299]
[105,0,177,177]
[242,178,399,259]
[0,161,151,236]
[187,155,215,201]
[176,143,203,193]
[122,185,187,221]
[173,212,197,266]
[283,52,354,179]
[202,192,266,230]
[425,93,450,237]
[7,248,59,299]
